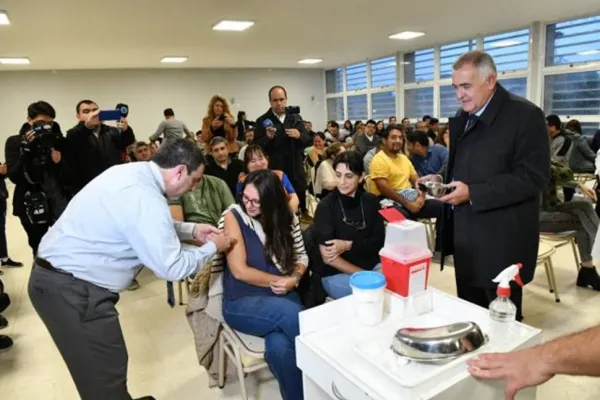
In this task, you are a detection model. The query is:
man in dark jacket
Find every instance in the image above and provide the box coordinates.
[66,100,135,194]
[0,162,23,271]
[437,51,550,321]
[254,86,312,214]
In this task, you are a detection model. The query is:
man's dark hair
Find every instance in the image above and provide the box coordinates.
[76,99,96,114]
[401,117,410,123]
[389,116,397,121]
[268,85,288,100]
[27,101,56,120]
[366,119,377,127]
[333,151,365,177]
[546,115,562,130]
[328,120,339,129]
[406,131,430,147]
[314,131,326,142]
[135,141,149,150]
[210,136,228,148]
[429,117,439,125]
[164,108,175,117]
[151,138,205,172]
[422,115,432,121]
[381,124,403,140]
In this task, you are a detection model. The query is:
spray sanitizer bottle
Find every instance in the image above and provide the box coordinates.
[490,263,524,323]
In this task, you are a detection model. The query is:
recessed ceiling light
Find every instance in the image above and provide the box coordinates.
[0,11,10,25]
[490,40,521,48]
[0,57,30,65]
[212,20,255,32]
[160,56,188,63]
[298,58,323,64]
[389,31,425,40]
[578,50,600,56]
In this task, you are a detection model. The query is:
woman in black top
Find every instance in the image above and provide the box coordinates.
[310,151,385,299]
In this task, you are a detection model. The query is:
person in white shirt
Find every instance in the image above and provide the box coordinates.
[314,143,345,198]
[28,139,234,400]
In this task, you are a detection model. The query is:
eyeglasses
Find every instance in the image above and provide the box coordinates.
[242,196,261,207]
[338,195,366,230]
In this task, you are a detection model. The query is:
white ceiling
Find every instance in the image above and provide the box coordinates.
[0,0,599,71]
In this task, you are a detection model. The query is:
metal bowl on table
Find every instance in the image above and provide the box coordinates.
[391,321,488,363]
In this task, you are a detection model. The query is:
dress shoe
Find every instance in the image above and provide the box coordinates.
[1,258,23,268]
[576,266,600,291]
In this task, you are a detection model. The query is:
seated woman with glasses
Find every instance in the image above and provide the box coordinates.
[222,169,308,400]
[237,144,300,213]
[309,151,385,299]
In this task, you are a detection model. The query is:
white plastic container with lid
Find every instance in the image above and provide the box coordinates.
[384,220,429,250]
[350,271,387,326]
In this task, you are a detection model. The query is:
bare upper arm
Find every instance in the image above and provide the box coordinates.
[224,211,248,278]
[169,204,184,222]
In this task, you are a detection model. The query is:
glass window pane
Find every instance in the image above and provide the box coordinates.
[404,87,434,119]
[544,71,600,115]
[347,94,368,120]
[327,97,344,121]
[580,122,600,137]
[483,29,530,72]
[371,56,397,88]
[371,91,396,120]
[346,62,367,91]
[546,15,600,66]
[440,40,476,79]
[440,85,461,117]
[404,48,434,83]
[498,77,527,98]
[325,68,343,94]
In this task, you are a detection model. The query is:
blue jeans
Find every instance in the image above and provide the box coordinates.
[223,292,305,400]
[321,264,382,300]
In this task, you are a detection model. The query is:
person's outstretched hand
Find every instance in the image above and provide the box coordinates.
[467,348,554,400]
[193,224,220,244]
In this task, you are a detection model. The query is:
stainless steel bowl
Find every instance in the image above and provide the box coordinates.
[419,181,449,198]
[391,321,488,363]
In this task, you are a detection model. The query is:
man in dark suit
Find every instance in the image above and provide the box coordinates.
[437,51,550,321]
[254,86,312,216]
[0,162,23,273]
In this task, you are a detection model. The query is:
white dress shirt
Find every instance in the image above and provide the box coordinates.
[38,161,217,292]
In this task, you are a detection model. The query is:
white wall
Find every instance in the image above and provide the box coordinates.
[0,68,326,157]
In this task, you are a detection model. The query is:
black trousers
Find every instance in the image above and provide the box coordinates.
[29,265,132,400]
[18,215,49,255]
[0,203,7,258]
[455,277,524,322]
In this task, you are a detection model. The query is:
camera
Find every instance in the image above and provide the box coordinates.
[28,121,63,166]
[285,106,301,115]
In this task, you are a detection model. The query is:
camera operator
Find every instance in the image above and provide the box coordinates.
[4,101,74,255]
[66,99,135,194]
[255,86,312,217]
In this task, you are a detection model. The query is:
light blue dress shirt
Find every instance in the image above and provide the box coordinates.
[37,161,217,292]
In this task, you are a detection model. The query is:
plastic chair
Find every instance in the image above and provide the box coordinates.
[536,242,559,302]
[218,323,269,400]
[540,231,580,271]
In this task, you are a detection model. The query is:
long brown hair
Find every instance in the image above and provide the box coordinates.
[205,94,232,120]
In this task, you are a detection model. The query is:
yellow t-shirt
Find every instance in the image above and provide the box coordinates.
[368,152,416,196]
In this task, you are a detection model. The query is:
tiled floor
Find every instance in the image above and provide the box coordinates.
[1,193,600,399]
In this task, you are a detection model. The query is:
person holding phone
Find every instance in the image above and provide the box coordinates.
[65,99,136,194]
[200,95,239,155]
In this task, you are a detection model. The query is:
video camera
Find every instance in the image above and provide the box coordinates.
[285,106,301,115]
[28,121,63,165]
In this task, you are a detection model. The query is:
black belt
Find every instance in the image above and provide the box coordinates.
[35,257,72,276]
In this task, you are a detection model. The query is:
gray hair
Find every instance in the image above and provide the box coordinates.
[453,50,497,79]
[209,136,228,148]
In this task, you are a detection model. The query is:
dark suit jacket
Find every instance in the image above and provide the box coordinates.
[5,135,27,216]
[254,109,311,188]
[441,84,550,288]
[66,122,135,193]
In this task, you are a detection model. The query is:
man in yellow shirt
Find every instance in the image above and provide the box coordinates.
[369,125,443,227]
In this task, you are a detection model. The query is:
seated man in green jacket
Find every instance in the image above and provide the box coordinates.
[169,169,234,228]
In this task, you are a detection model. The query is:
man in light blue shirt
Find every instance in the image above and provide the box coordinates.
[406,130,449,177]
[28,139,233,400]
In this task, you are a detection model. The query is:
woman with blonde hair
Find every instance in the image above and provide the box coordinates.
[201,95,239,154]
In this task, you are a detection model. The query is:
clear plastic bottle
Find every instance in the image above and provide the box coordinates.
[489,295,516,322]
[490,264,522,342]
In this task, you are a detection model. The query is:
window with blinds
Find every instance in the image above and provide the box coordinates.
[483,29,530,72]
[404,48,434,83]
[440,40,476,79]
[581,122,600,137]
[440,85,461,117]
[544,71,600,115]
[498,77,527,98]
[404,87,434,119]
[371,56,397,88]
[327,98,344,121]
[347,94,368,120]
[326,68,344,94]
[546,15,600,66]
[346,62,368,91]
[371,92,396,120]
